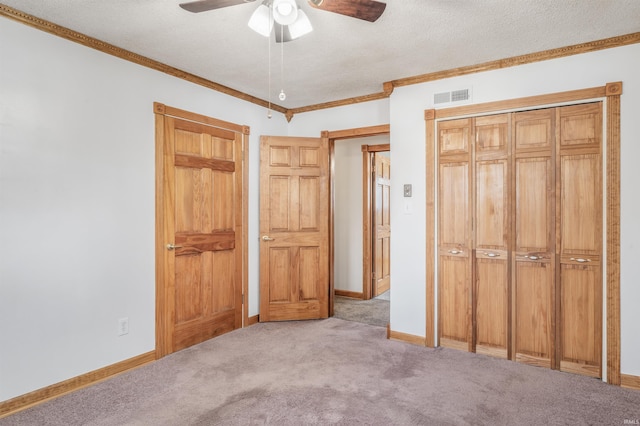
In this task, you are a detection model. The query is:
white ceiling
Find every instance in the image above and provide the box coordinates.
[2,0,640,109]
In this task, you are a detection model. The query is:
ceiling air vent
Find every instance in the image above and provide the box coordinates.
[434,87,471,105]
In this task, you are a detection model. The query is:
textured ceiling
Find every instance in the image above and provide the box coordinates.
[2,0,640,109]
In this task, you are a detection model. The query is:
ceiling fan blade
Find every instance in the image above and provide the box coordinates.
[308,0,386,22]
[179,0,256,13]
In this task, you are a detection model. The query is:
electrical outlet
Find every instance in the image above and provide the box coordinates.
[118,317,129,336]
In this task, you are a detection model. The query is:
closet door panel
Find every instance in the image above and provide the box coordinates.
[438,117,472,352]
[512,109,555,368]
[557,102,602,378]
[474,113,510,359]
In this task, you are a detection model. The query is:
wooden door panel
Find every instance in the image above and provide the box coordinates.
[475,259,508,358]
[515,157,553,251]
[438,118,471,156]
[557,102,602,377]
[439,255,470,351]
[268,248,291,302]
[514,260,553,368]
[559,103,601,148]
[560,154,601,255]
[373,153,391,296]
[559,263,601,377]
[260,136,329,322]
[514,109,554,152]
[476,160,508,248]
[299,177,320,230]
[268,176,291,231]
[439,162,469,247]
[299,247,320,300]
[475,114,508,155]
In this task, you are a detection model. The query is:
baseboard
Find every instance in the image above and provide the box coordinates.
[621,374,640,390]
[388,329,426,346]
[0,351,156,419]
[335,290,364,299]
[246,315,259,326]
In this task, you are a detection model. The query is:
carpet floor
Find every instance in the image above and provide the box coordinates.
[2,318,639,425]
[333,295,390,327]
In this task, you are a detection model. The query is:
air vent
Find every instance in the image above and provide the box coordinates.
[451,89,469,102]
[433,87,472,105]
[434,92,451,104]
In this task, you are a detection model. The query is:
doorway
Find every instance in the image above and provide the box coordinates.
[328,125,390,325]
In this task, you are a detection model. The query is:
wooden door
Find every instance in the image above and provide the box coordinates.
[557,103,602,378]
[473,114,510,359]
[373,153,391,296]
[259,136,329,321]
[156,105,244,356]
[437,118,472,351]
[512,109,556,368]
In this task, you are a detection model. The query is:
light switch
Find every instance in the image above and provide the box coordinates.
[404,184,412,197]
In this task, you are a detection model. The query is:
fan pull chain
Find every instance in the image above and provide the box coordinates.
[267,2,273,118]
[279,24,286,101]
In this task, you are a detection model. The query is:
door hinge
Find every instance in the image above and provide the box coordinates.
[242,293,245,304]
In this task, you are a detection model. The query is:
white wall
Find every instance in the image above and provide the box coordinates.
[388,43,640,376]
[334,136,389,294]
[0,17,287,401]
[2,14,639,403]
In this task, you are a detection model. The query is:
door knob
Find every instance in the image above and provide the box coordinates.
[166,243,183,250]
[262,235,275,241]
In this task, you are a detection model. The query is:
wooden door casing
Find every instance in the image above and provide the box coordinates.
[373,153,391,296]
[155,103,245,358]
[259,136,329,322]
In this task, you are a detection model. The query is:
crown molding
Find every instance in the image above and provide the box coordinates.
[0,3,287,115]
[2,4,638,121]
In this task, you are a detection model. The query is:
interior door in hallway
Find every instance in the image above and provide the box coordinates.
[372,152,391,297]
[156,105,245,356]
[259,136,329,321]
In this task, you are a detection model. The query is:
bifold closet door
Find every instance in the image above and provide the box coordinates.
[473,114,510,359]
[512,109,556,369]
[437,118,472,351]
[557,103,602,378]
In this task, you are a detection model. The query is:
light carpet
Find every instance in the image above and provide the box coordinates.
[2,318,639,425]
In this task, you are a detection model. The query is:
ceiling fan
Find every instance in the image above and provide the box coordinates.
[179,0,387,24]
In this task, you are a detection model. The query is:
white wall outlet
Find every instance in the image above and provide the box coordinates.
[118,317,129,336]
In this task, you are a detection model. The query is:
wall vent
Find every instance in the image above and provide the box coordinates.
[434,92,451,104]
[434,87,472,105]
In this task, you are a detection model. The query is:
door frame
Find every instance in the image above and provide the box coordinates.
[362,144,391,300]
[326,125,390,315]
[154,102,249,359]
[424,83,622,385]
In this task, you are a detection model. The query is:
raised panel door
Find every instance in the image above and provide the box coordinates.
[373,153,391,296]
[512,109,555,368]
[474,113,509,359]
[259,136,329,321]
[438,117,471,350]
[557,102,602,377]
[167,117,243,353]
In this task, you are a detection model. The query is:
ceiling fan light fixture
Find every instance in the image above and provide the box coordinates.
[287,8,313,40]
[272,0,299,25]
[248,2,273,37]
